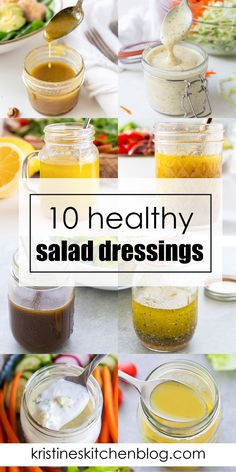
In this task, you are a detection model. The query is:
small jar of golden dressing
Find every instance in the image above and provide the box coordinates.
[132,286,198,352]
[139,360,221,445]
[23,44,85,116]
[155,122,223,178]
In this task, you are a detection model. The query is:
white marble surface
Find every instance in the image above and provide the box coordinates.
[118,353,236,443]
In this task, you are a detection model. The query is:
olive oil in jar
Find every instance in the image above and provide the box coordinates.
[31,62,76,82]
[132,286,198,351]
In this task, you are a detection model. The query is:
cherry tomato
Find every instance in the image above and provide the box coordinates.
[17,118,30,126]
[98,133,108,140]
[119,362,137,378]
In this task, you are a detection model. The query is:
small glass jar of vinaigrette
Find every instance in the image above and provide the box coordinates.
[139,360,221,444]
[155,122,223,178]
[23,44,85,116]
[8,250,75,352]
[132,286,198,352]
[22,122,99,179]
[142,41,209,117]
[21,363,103,443]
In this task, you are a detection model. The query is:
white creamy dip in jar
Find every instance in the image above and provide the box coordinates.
[20,364,103,443]
[147,44,202,71]
[33,378,90,430]
[142,41,209,116]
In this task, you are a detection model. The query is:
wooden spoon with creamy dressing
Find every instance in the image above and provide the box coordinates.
[160,0,193,65]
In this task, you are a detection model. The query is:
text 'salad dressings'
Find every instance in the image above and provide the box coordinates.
[142,2,211,116]
[21,364,103,443]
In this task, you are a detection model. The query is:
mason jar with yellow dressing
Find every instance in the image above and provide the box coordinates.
[139,360,221,450]
[22,122,99,179]
[155,122,223,178]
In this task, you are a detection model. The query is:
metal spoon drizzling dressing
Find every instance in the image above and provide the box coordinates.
[44,0,84,42]
[160,0,193,65]
[119,370,208,423]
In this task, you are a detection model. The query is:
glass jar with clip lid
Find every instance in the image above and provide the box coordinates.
[142,41,211,117]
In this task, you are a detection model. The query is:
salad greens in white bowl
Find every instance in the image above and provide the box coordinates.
[0,0,62,54]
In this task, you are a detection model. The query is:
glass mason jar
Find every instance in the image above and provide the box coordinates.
[8,250,75,352]
[22,122,100,179]
[155,122,224,178]
[142,41,210,117]
[132,287,198,352]
[20,364,103,443]
[23,45,85,115]
[139,360,221,444]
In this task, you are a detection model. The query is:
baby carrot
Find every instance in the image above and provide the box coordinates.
[93,367,102,387]
[9,467,20,472]
[102,366,118,443]
[120,105,132,115]
[2,383,8,398]
[28,467,44,472]
[9,371,23,433]
[98,411,110,443]
[0,390,19,443]
[112,364,118,426]
[0,420,5,442]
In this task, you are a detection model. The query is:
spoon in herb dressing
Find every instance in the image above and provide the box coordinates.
[160,0,193,65]
[44,0,84,42]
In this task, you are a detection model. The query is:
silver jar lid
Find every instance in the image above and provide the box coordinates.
[204,276,236,301]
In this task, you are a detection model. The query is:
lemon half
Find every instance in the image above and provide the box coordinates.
[0,137,35,199]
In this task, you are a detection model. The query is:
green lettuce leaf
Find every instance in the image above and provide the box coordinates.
[208,354,236,371]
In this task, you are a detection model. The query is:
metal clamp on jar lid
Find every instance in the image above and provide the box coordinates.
[142,41,211,117]
[182,74,211,118]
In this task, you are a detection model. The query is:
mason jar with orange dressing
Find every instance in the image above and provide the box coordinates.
[138,360,222,470]
[155,123,223,178]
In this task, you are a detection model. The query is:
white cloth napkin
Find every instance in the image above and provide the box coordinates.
[119,0,163,47]
[67,0,118,116]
